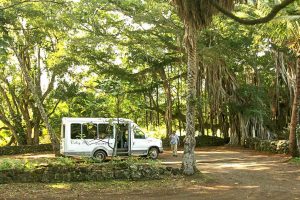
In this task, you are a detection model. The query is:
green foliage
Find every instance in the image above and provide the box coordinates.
[110,156,161,168]
[0,158,35,171]
[229,84,269,118]
[145,127,167,139]
[0,159,26,171]
[0,0,298,146]
[52,157,76,167]
[291,157,300,164]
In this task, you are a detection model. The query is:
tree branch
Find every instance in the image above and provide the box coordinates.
[0,110,14,131]
[42,72,56,102]
[47,99,60,118]
[0,0,66,10]
[1,77,21,115]
[0,84,16,118]
[210,0,296,25]
[0,127,9,131]
[5,136,15,146]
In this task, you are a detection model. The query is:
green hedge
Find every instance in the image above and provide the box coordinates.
[162,135,229,147]
[0,144,53,155]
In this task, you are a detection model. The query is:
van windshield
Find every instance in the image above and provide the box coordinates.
[134,128,146,139]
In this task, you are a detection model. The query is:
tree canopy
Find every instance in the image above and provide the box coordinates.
[0,0,299,172]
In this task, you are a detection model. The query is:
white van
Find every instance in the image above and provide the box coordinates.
[60,117,163,161]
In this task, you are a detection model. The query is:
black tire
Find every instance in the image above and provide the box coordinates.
[148,147,159,159]
[93,150,107,162]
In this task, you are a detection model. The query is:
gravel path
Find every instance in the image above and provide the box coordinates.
[159,146,300,200]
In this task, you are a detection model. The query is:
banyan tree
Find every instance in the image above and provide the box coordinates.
[171,0,296,175]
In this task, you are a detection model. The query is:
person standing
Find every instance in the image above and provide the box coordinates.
[170,132,179,157]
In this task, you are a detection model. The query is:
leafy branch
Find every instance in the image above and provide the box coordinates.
[0,0,66,10]
[210,0,296,25]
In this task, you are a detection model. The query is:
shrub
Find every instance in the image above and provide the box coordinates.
[0,159,25,171]
[52,157,76,167]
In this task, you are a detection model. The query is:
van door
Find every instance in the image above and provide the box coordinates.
[115,123,130,155]
[131,125,149,156]
[98,123,115,152]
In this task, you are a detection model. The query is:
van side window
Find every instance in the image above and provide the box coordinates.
[134,129,145,139]
[98,124,113,139]
[82,123,97,139]
[71,123,81,139]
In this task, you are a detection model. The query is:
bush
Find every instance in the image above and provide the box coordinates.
[52,157,76,167]
[0,159,26,171]
[0,158,38,172]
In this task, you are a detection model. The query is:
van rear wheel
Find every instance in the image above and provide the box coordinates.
[93,150,107,162]
[148,147,159,159]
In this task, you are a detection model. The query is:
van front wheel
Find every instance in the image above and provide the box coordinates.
[93,150,107,162]
[148,147,159,159]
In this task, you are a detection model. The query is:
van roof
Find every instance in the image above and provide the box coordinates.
[62,117,133,124]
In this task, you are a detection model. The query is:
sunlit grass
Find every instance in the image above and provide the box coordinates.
[48,183,71,190]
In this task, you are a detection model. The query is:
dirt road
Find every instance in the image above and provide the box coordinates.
[158,146,300,200]
[1,147,299,200]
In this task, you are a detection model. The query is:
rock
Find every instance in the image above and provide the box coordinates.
[130,170,142,180]
[166,167,173,171]
[114,169,130,179]
[171,168,181,175]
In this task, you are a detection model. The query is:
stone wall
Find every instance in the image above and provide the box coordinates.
[163,135,229,147]
[244,138,289,154]
[0,162,181,184]
[0,144,53,155]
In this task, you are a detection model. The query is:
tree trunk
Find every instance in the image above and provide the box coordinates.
[177,67,182,136]
[289,57,300,157]
[33,108,41,145]
[113,95,121,157]
[144,93,149,130]
[158,67,173,136]
[149,91,153,125]
[16,50,59,154]
[156,85,160,126]
[229,115,240,145]
[181,23,198,175]
[196,67,204,136]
